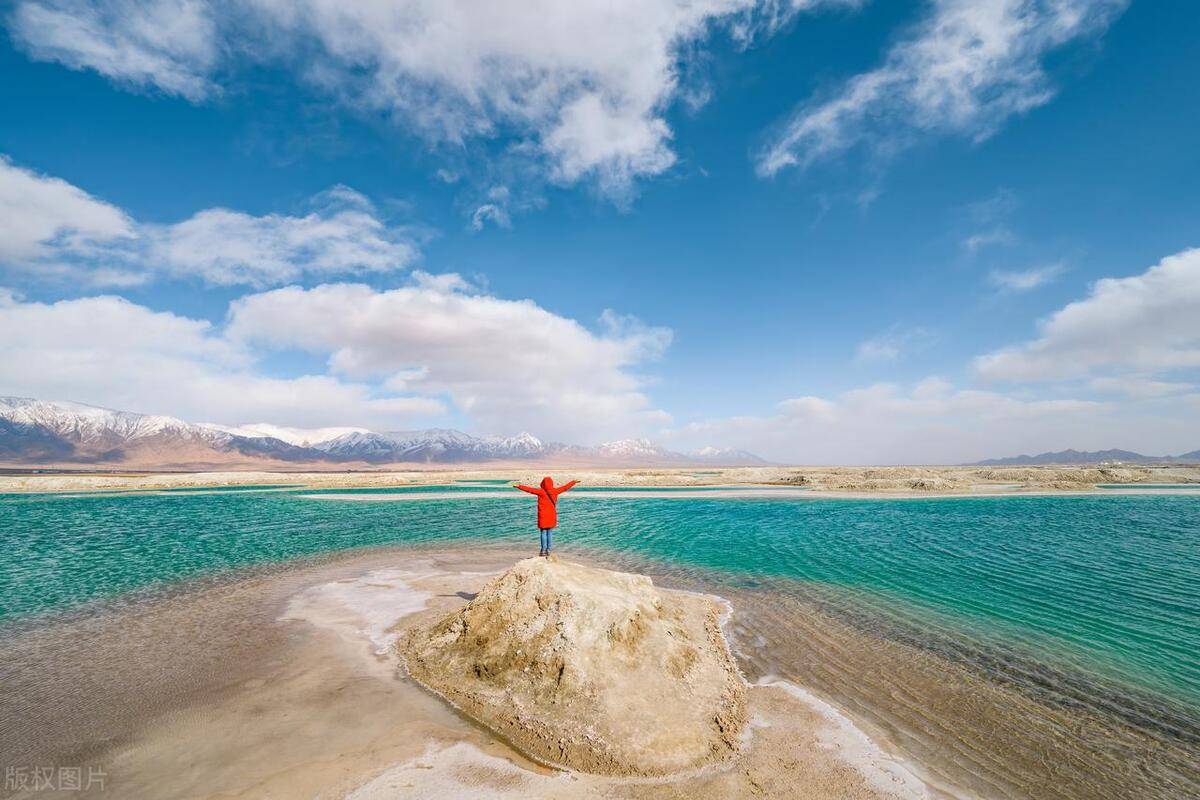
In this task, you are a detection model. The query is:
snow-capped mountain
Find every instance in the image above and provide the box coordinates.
[595,438,668,459]
[203,423,369,448]
[313,429,549,463]
[0,397,319,466]
[584,440,768,465]
[315,429,477,461]
[5,397,218,447]
[689,446,769,465]
[0,397,767,468]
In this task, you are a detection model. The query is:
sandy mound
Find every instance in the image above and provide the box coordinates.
[400,558,747,777]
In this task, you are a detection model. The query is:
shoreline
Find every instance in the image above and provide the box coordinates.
[4,538,1196,798]
[0,545,941,799]
[298,486,1200,502]
[3,464,1200,498]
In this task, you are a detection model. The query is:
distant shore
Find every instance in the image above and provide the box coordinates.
[2,463,1199,496]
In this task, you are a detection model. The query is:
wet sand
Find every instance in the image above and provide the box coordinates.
[0,545,929,800]
[2,543,1196,799]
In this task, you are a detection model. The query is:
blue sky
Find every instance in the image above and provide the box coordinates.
[2,0,1198,463]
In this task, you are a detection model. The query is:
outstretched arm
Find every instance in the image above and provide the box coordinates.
[515,484,540,495]
[556,480,579,494]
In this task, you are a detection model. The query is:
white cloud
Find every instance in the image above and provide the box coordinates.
[0,155,134,264]
[226,277,673,441]
[988,262,1064,291]
[0,157,418,287]
[758,0,1127,175]
[242,0,759,198]
[11,0,846,198]
[470,204,509,232]
[664,378,1132,464]
[142,186,419,287]
[1088,376,1193,399]
[855,325,936,363]
[470,186,514,231]
[0,154,671,440]
[542,92,676,200]
[964,228,1016,253]
[776,395,837,421]
[10,0,219,100]
[976,248,1200,381]
[667,248,1200,463]
[962,188,1018,252]
[0,291,446,428]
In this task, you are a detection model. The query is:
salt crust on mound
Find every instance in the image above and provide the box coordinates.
[400,557,747,776]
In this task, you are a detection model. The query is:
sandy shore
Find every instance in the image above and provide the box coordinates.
[0,546,935,800]
[3,463,1199,496]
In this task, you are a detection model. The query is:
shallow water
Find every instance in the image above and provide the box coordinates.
[1097,483,1200,489]
[1,490,1198,798]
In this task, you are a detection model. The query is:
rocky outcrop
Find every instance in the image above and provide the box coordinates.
[400,558,747,776]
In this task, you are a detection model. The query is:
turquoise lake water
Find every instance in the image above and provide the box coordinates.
[2,487,1197,710]
[2,486,1198,798]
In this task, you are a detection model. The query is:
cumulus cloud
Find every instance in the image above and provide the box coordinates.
[226,277,673,441]
[0,157,418,287]
[0,291,443,427]
[232,0,779,197]
[11,0,846,198]
[975,248,1200,381]
[141,186,420,287]
[0,155,134,264]
[758,0,1127,175]
[541,91,676,200]
[663,378,1129,464]
[672,247,1200,463]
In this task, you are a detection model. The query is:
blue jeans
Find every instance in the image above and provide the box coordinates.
[539,528,553,553]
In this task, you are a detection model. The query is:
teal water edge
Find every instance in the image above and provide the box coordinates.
[2,488,1199,798]
[1097,484,1200,489]
[2,490,1197,707]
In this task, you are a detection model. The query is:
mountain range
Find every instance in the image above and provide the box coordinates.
[969,448,1200,466]
[0,397,767,469]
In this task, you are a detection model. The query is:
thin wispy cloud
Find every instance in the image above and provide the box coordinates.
[988,262,1065,291]
[965,228,1017,253]
[963,188,1019,252]
[855,325,937,363]
[757,0,1128,176]
[10,0,220,101]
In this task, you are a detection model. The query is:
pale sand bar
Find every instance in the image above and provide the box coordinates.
[3,463,1199,497]
[1,545,937,799]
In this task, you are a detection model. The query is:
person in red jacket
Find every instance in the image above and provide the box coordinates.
[515,476,579,557]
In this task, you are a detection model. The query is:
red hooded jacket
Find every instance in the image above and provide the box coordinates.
[515,476,578,529]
